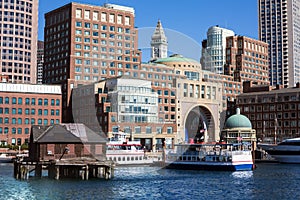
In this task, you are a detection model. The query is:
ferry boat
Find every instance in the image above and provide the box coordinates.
[106,132,160,165]
[164,143,254,171]
[258,137,300,163]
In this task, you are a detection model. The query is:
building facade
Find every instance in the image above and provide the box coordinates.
[201,25,234,74]
[224,35,269,85]
[237,81,300,143]
[37,40,44,84]
[0,0,38,83]
[43,3,141,122]
[0,83,62,146]
[259,0,300,87]
[72,53,224,150]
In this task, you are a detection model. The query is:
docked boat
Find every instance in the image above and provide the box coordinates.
[258,137,300,163]
[164,143,254,171]
[106,132,160,165]
[0,153,14,163]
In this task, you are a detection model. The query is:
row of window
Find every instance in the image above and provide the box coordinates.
[112,126,174,134]
[75,9,131,26]
[0,97,60,106]
[0,108,60,115]
[242,103,299,112]
[0,137,26,146]
[0,118,59,125]
[0,127,29,134]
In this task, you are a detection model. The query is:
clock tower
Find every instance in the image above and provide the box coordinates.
[151,20,168,60]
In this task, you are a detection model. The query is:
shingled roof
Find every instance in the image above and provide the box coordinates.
[31,124,107,144]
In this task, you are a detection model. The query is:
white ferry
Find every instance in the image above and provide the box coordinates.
[106,132,159,165]
[258,137,300,163]
[164,143,254,171]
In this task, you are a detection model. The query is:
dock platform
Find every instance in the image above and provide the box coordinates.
[14,157,115,180]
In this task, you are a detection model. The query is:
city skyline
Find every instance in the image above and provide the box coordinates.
[39,0,258,61]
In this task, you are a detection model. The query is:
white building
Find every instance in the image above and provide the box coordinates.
[201,25,234,74]
[259,0,300,87]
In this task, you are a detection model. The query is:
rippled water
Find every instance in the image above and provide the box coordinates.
[0,163,299,200]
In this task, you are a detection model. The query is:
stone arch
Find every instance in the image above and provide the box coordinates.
[184,105,217,142]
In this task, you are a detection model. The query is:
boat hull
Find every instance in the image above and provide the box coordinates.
[0,158,13,163]
[165,161,253,171]
[258,144,300,163]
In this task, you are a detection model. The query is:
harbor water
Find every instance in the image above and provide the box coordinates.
[0,163,299,200]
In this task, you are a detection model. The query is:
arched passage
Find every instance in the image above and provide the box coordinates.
[184,105,215,142]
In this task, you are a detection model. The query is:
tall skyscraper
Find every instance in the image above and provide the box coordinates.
[43,3,141,122]
[201,25,234,74]
[150,20,168,60]
[0,0,38,84]
[259,0,300,87]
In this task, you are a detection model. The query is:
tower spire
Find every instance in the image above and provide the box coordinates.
[150,20,168,60]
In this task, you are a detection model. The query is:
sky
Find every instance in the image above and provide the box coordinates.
[38,0,258,61]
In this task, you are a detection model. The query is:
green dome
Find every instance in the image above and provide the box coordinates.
[224,108,252,129]
[154,54,199,64]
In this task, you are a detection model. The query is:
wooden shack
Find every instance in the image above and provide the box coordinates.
[14,123,114,180]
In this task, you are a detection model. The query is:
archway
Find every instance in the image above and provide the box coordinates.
[184,106,215,143]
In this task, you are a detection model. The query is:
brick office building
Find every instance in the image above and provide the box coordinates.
[43,3,141,122]
[237,81,300,143]
[0,83,61,145]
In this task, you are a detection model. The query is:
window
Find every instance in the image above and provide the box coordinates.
[44,109,48,115]
[31,108,35,115]
[146,127,152,134]
[25,98,30,105]
[44,99,48,106]
[12,97,16,104]
[56,110,60,116]
[38,119,42,125]
[38,109,42,115]
[18,108,22,114]
[31,98,35,105]
[76,21,82,27]
[167,127,173,134]
[56,99,60,106]
[51,99,55,106]
[31,118,35,125]
[5,97,9,104]
[18,97,22,105]
[18,118,22,124]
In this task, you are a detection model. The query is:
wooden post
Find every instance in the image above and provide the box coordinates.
[55,166,60,180]
[35,164,42,178]
[85,165,89,180]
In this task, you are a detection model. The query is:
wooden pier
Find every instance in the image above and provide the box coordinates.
[14,157,115,180]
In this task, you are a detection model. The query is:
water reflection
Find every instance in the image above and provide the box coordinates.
[231,171,253,179]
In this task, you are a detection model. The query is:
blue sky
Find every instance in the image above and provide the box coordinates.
[39,0,258,61]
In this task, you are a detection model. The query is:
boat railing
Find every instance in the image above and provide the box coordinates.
[106,149,144,154]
